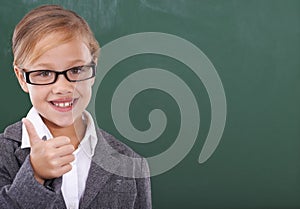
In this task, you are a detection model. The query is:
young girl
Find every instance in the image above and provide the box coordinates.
[0,5,151,209]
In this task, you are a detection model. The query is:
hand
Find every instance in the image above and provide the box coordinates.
[22,118,75,184]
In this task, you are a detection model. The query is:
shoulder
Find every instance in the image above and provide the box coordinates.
[96,127,142,158]
[0,121,22,147]
[0,121,27,176]
[94,127,151,179]
[0,121,23,157]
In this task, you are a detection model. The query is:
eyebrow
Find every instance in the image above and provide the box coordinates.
[31,59,88,70]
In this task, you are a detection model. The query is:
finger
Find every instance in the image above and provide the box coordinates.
[47,154,74,168]
[48,136,72,148]
[47,164,73,178]
[22,118,41,145]
[58,164,73,176]
[57,154,75,166]
[55,145,75,157]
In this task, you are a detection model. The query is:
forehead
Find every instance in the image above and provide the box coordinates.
[27,30,88,61]
[30,36,92,69]
[29,33,91,69]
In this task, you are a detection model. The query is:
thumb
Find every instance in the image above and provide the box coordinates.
[22,118,42,145]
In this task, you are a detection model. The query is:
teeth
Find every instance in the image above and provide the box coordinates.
[53,101,73,107]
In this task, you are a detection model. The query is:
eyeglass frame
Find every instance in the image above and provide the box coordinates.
[21,62,96,85]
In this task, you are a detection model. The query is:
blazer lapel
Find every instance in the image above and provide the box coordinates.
[4,121,29,165]
[14,147,30,165]
[79,129,121,208]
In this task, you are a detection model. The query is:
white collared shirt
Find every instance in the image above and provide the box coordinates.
[21,107,98,209]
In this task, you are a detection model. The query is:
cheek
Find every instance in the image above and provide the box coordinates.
[27,87,47,104]
[75,81,93,97]
[81,86,92,101]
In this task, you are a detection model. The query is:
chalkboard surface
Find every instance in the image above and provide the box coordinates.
[1,1,299,208]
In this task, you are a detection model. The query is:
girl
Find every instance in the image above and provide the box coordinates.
[0,4,151,209]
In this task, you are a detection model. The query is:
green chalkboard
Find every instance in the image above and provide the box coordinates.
[1,0,300,208]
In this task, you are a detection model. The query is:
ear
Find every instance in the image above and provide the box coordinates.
[14,66,29,93]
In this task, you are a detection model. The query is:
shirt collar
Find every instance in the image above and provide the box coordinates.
[21,107,53,149]
[76,111,98,157]
[21,107,98,157]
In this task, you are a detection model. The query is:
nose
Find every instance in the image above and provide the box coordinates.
[51,74,74,94]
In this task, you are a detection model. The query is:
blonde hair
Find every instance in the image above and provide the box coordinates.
[12,5,100,67]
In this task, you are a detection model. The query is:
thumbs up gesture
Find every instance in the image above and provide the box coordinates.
[22,118,75,184]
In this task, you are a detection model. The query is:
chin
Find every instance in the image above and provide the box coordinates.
[41,109,83,127]
[43,116,75,128]
[55,118,76,127]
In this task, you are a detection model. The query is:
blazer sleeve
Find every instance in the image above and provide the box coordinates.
[134,158,152,209]
[134,176,152,209]
[0,138,62,209]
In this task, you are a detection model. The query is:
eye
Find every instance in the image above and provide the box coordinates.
[32,70,52,77]
[69,66,83,74]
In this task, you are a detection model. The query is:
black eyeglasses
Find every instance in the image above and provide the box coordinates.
[22,62,96,85]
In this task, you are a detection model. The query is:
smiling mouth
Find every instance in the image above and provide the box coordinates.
[50,99,78,108]
[51,101,73,107]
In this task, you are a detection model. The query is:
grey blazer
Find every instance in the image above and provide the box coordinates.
[0,121,151,209]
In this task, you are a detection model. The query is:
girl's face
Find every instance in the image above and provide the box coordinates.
[15,35,95,129]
